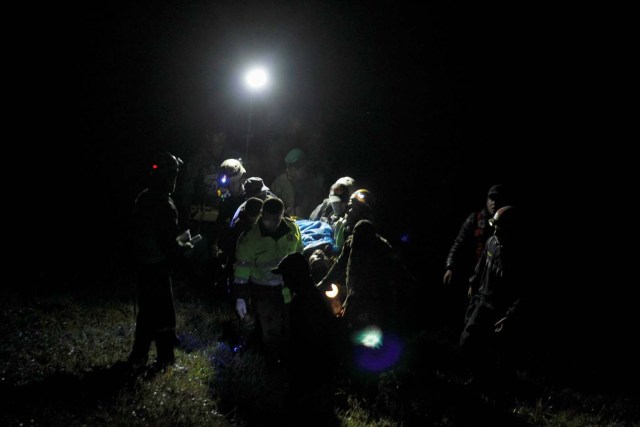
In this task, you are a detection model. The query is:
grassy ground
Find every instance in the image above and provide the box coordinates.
[2,276,638,426]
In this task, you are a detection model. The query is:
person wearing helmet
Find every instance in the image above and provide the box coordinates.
[217,159,247,200]
[459,205,527,394]
[444,184,512,286]
[214,194,271,295]
[309,176,357,225]
[344,220,399,329]
[175,130,229,228]
[442,184,513,336]
[127,151,191,373]
[315,189,377,303]
[200,158,250,294]
[333,188,375,253]
[183,157,247,293]
[316,218,407,376]
[214,160,248,240]
[270,147,324,219]
[173,132,242,291]
[232,197,303,365]
[489,204,518,245]
[219,177,276,265]
[229,177,277,226]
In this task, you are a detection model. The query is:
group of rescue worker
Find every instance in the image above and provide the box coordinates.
[126,147,525,401]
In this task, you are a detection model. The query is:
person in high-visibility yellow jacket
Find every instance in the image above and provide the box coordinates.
[232,197,303,363]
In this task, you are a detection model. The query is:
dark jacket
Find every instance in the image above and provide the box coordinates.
[469,235,525,321]
[319,221,401,331]
[130,188,181,265]
[290,277,337,370]
[446,208,493,273]
[309,199,335,224]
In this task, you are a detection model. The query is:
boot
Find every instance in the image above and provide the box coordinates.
[155,332,177,370]
[127,336,151,373]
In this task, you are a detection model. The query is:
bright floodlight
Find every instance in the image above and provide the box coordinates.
[245,68,268,89]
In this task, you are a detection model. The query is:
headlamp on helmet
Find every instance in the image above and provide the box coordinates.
[349,189,374,208]
[150,152,183,176]
[218,159,246,186]
[489,205,516,229]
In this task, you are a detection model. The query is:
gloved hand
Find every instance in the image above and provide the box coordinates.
[177,240,194,249]
[235,298,247,319]
[176,230,192,244]
[177,230,194,254]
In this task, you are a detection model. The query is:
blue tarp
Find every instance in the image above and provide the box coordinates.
[295,219,337,253]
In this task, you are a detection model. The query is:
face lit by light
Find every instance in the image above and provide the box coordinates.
[331,201,347,217]
[286,163,304,181]
[260,211,284,233]
[486,196,496,216]
[228,177,244,196]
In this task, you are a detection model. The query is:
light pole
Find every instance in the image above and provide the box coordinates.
[243,67,268,162]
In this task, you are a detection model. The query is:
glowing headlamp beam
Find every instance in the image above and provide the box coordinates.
[325,284,339,298]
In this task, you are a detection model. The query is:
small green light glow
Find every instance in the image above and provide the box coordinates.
[354,326,383,348]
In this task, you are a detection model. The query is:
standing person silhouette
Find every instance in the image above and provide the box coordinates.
[127,151,193,372]
[443,184,512,333]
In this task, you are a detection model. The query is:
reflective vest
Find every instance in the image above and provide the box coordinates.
[234,217,303,286]
[333,218,346,253]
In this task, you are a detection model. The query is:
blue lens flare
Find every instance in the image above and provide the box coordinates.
[353,326,383,348]
[352,327,403,372]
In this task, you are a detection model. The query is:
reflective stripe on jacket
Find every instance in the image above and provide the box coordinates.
[234,217,303,286]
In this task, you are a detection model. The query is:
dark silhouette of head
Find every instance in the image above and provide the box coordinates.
[148,151,183,193]
[489,205,519,243]
[272,252,312,292]
[486,184,513,215]
[260,197,285,233]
